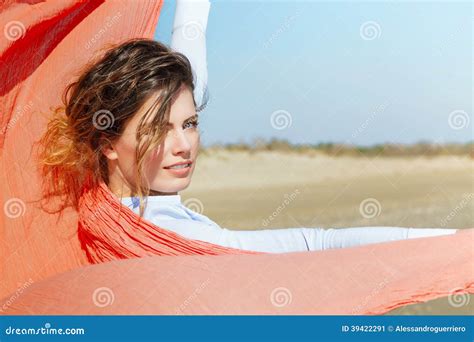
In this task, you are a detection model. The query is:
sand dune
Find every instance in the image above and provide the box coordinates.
[182,151,474,314]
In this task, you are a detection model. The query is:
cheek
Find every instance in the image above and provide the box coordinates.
[143,139,168,176]
[146,145,164,167]
[190,131,200,152]
[143,132,201,176]
[114,138,138,176]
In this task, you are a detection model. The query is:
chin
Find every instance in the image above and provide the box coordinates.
[151,178,192,194]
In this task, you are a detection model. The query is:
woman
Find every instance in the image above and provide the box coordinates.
[38,37,457,255]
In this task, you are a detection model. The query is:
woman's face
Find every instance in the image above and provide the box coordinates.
[104,85,200,196]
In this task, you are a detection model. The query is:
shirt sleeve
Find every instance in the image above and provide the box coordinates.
[219,226,458,253]
[153,217,458,254]
[170,0,210,109]
[156,219,315,253]
[314,226,458,250]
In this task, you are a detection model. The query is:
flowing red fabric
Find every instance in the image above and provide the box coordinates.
[78,181,262,263]
[0,0,162,300]
[1,230,473,315]
[1,0,473,315]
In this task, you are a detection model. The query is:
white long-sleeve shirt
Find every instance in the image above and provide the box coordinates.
[120,195,458,253]
[170,0,210,108]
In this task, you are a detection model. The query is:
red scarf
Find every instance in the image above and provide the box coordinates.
[78,182,263,263]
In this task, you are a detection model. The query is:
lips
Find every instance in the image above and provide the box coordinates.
[164,161,192,169]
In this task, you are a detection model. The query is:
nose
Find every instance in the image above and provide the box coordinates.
[169,129,192,156]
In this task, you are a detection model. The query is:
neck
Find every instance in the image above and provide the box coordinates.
[108,181,178,198]
[149,189,178,196]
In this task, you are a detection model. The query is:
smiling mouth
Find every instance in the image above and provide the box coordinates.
[164,162,192,170]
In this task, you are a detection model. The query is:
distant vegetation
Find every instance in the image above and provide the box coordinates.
[201,139,474,158]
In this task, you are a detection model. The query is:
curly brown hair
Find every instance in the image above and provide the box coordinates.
[38,38,202,217]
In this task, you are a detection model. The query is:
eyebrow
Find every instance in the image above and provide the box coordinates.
[167,114,198,127]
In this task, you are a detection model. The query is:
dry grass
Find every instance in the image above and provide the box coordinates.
[202,140,474,158]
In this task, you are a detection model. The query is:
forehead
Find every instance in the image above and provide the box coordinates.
[168,86,196,122]
[124,86,196,133]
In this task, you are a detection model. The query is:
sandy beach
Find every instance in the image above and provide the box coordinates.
[182,150,473,314]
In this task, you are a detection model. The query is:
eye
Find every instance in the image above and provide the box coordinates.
[183,119,199,130]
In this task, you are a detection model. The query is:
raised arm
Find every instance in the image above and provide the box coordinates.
[312,226,458,250]
[218,226,458,253]
[153,214,458,253]
[170,0,210,108]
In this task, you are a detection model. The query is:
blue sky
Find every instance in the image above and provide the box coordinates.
[155,1,472,147]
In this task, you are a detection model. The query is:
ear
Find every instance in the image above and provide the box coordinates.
[101,138,119,161]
